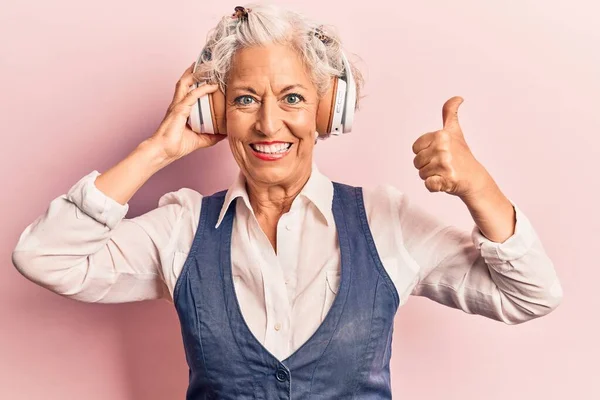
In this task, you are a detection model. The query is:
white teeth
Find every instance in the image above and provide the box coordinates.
[251,143,292,154]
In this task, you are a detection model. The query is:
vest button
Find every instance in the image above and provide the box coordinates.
[275,368,289,382]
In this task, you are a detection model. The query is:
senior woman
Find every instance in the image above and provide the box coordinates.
[12,3,563,399]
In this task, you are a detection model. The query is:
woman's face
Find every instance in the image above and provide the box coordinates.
[224,43,320,187]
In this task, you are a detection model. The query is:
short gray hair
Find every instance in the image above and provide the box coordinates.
[192,3,365,111]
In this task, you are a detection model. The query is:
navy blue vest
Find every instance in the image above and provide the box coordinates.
[174,182,400,399]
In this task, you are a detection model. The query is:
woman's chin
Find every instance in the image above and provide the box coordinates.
[249,163,293,184]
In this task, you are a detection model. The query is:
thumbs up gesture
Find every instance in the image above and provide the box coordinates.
[411,96,492,199]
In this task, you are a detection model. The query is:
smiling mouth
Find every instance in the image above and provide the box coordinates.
[249,143,293,154]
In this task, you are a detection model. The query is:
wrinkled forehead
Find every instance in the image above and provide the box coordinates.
[226,44,315,92]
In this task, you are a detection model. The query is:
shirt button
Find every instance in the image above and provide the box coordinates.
[274,322,281,331]
[275,367,289,382]
[285,224,292,231]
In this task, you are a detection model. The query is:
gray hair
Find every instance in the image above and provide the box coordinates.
[192,3,365,111]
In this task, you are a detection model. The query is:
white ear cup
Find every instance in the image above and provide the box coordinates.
[199,92,214,134]
[187,49,215,134]
[187,82,202,133]
[328,78,347,136]
[339,52,356,134]
[187,81,216,134]
[316,51,356,138]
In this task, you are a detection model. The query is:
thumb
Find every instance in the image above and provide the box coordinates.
[442,96,464,130]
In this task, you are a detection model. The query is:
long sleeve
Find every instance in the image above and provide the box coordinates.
[363,184,563,325]
[398,190,563,324]
[11,170,189,303]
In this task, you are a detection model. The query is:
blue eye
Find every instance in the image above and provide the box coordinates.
[234,95,256,106]
[285,93,305,104]
[233,93,305,106]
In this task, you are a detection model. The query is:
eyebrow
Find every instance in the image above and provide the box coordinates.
[229,84,308,95]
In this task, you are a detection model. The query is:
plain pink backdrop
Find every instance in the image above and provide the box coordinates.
[1,0,596,399]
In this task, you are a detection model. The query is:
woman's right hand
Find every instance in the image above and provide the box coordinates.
[148,62,227,162]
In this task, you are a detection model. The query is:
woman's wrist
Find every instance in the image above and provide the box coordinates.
[136,138,176,173]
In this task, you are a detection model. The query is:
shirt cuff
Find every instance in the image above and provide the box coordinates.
[470,198,536,264]
[66,170,129,229]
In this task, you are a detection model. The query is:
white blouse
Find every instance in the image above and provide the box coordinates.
[11,163,563,362]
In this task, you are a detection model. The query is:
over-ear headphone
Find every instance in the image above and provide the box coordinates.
[187,49,356,138]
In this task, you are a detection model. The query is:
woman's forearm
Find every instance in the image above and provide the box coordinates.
[94,139,172,205]
[461,179,516,243]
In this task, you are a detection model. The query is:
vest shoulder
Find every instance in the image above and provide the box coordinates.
[332,181,362,191]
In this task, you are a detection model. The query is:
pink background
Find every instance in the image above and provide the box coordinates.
[1,0,596,398]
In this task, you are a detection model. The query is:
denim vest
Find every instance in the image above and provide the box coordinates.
[174,182,400,399]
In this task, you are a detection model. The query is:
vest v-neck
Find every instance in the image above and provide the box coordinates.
[220,182,352,365]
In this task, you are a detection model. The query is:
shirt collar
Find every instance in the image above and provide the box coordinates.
[215,162,334,229]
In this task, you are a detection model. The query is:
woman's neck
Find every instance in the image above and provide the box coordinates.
[245,168,311,220]
[245,166,312,253]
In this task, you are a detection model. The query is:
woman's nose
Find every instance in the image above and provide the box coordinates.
[254,97,283,136]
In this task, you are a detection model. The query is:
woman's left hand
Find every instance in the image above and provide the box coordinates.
[411,96,494,200]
